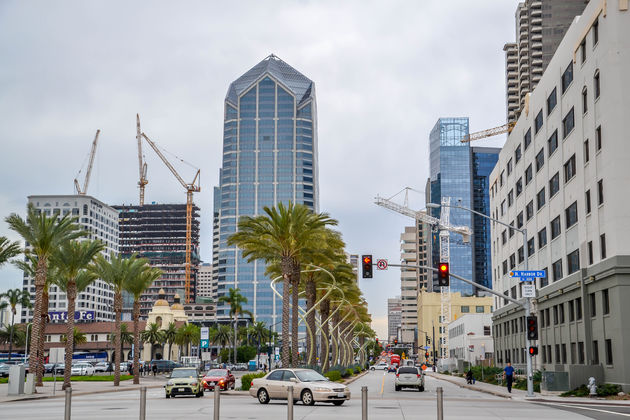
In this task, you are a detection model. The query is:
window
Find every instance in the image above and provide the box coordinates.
[582,87,588,114]
[596,125,602,151]
[580,39,587,63]
[602,289,609,315]
[597,180,604,205]
[526,200,534,220]
[538,227,547,248]
[501,230,507,245]
[594,70,600,99]
[576,297,583,320]
[483,326,491,336]
[549,172,560,197]
[508,189,514,207]
[500,170,505,186]
[515,145,522,164]
[564,154,576,182]
[567,249,580,274]
[552,259,563,281]
[600,234,607,259]
[568,300,575,322]
[507,158,513,175]
[585,190,592,214]
[528,238,535,257]
[476,306,485,314]
[605,339,613,365]
[588,241,594,265]
[502,260,508,275]
[461,306,470,313]
[536,149,544,172]
[565,201,578,228]
[509,221,515,238]
[537,188,546,210]
[551,216,561,239]
[548,130,558,156]
[518,246,524,263]
[516,178,523,196]
[553,306,558,325]
[562,107,575,138]
[593,19,599,45]
[525,164,533,185]
[517,211,523,229]
[584,139,590,163]
[267,370,284,381]
[501,200,506,216]
[578,342,585,364]
[590,292,597,317]
[562,62,573,93]
[509,253,516,270]
[547,88,557,115]
[593,340,599,365]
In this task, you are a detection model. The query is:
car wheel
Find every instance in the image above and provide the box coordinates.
[301,389,315,406]
[332,401,345,406]
[370,367,374,370]
[419,385,424,392]
[395,385,400,391]
[257,388,270,404]
[165,394,170,399]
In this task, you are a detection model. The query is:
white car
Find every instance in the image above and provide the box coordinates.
[394,366,425,392]
[370,362,388,370]
[71,363,95,376]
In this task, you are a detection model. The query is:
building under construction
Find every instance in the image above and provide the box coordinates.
[114,203,200,318]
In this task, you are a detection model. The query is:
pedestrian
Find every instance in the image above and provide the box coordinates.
[503,362,515,393]
[152,363,158,377]
[466,369,474,385]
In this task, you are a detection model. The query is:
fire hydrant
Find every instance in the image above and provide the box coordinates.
[588,377,597,397]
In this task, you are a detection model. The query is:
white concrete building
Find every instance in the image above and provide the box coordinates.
[387,297,402,343]
[21,195,119,323]
[196,263,216,300]
[447,314,494,366]
[490,1,630,390]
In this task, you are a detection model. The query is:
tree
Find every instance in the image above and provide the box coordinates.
[175,324,200,358]
[250,321,269,368]
[218,288,252,364]
[124,263,161,384]
[0,288,31,361]
[61,327,87,346]
[212,324,232,363]
[0,236,21,267]
[110,323,133,365]
[163,322,178,361]
[5,204,84,386]
[51,239,103,390]
[0,324,26,348]
[141,323,165,361]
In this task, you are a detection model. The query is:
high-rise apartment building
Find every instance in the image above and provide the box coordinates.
[504,0,588,122]
[490,1,630,390]
[21,195,119,323]
[387,297,402,343]
[197,263,216,300]
[214,55,319,330]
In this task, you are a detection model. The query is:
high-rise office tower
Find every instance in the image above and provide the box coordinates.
[387,297,402,343]
[504,0,588,122]
[214,55,318,330]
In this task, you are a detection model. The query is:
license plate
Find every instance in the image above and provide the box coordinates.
[178,388,185,392]
[337,392,345,398]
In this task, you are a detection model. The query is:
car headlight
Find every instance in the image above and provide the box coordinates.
[314,387,329,392]
[191,382,198,387]
[166,380,174,386]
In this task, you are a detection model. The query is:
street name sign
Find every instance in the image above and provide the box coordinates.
[509,270,546,281]
[376,259,388,270]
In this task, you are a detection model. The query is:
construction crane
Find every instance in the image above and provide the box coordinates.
[460,121,515,143]
[136,114,148,205]
[74,130,101,195]
[141,132,200,304]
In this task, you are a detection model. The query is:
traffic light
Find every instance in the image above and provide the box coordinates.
[529,346,538,356]
[375,338,379,345]
[526,316,538,340]
[394,338,398,345]
[425,352,429,359]
[362,255,373,278]
[438,262,449,287]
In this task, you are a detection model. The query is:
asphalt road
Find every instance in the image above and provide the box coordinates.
[0,369,606,419]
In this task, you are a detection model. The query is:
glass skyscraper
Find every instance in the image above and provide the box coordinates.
[213,55,318,329]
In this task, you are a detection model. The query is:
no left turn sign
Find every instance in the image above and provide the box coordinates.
[376,259,388,270]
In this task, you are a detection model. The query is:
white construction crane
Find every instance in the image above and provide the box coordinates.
[74,130,100,195]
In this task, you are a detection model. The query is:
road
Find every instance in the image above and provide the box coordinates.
[1,369,618,419]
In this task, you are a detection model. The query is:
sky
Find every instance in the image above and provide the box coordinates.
[0,0,520,339]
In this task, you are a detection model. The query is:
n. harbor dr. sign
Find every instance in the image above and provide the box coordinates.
[48,310,96,322]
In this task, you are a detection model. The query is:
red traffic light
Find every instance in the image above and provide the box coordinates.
[438,262,449,286]
[362,254,373,278]
[363,256,372,264]
[528,346,538,356]
[440,264,448,272]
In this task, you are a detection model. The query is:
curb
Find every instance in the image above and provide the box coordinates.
[1,383,165,403]
[344,370,368,385]
[428,373,513,399]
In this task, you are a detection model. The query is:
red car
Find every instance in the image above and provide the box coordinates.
[202,368,235,391]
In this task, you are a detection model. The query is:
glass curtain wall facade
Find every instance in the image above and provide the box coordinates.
[214,55,318,331]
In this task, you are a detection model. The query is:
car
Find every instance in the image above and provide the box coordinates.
[71,363,95,376]
[0,364,10,378]
[387,365,397,372]
[150,359,181,373]
[164,367,204,398]
[370,362,388,371]
[235,363,248,371]
[250,368,351,406]
[94,361,112,373]
[44,363,56,374]
[394,366,425,392]
[119,362,129,372]
[54,364,65,375]
[201,368,235,391]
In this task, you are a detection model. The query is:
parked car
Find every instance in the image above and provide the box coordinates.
[235,363,248,371]
[165,367,203,398]
[370,362,388,371]
[54,364,65,375]
[150,359,181,373]
[201,369,235,391]
[394,366,425,392]
[250,368,350,406]
[94,361,112,373]
[44,363,56,374]
[0,364,10,378]
[71,363,95,376]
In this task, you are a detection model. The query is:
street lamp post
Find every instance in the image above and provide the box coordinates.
[427,201,535,397]
[24,322,32,364]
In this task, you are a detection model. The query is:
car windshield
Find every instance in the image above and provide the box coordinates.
[295,370,328,382]
[398,367,418,374]
[171,369,197,378]
[205,369,227,376]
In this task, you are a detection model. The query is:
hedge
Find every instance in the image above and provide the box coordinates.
[324,370,342,382]
[240,371,267,391]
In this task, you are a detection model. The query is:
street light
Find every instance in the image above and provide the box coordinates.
[24,322,32,364]
[427,201,535,397]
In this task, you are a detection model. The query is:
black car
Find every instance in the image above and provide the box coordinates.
[150,360,181,373]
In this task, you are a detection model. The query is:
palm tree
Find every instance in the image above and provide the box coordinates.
[141,322,165,361]
[0,324,26,348]
[0,236,21,267]
[218,288,252,364]
[124,263,161,384]
[5,204,84,386]
[250,321,269,368]
[50,239,103,390]
[92,253,145,386]
[212,324,232,363]
[228,202,337,367]
[61,327,87,346]
[163,322,178,361]
[175,324,200,358]
[0,289,31,361]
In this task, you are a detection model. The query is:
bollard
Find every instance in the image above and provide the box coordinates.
[213,386,220,420]
[139,387,147,420]
[436,386,443,420]
[64,387,72,420]
[287,385,294,420]
[361,386,368,420]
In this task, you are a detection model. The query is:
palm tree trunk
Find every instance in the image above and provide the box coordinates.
[63,284,76,390]
[31,258,47,388]
[132,300,140,384]
[233,317,237,365]
[8,311,14,361]
[291,262,300,367]
[280,257,291,368]
[319,299,330,372]
[113,291,122,386]
[37,289,49,386]
[168,341,172,361]
[305,277,317,366]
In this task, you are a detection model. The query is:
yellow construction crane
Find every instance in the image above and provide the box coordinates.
[74,130,100,195]
[460,121,516,143]
[141,132,200,304]
[136,114,148,205]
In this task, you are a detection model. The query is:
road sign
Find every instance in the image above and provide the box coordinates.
[200,327,209,340]
[423,346,430,350]
[200,339,209,349]
[509,270,546,279]
[376,259,388,270]
[522,282,536,298]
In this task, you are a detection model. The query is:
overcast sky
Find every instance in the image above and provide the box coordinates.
[0,0,520,339]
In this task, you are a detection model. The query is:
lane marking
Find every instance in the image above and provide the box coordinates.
[539,402,630,417]
[381,371,386,395]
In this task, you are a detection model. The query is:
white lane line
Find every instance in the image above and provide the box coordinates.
[540,402,630,417]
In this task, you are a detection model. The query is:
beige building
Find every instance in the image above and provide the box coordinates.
[417,291,493,361]
[142,289,188,362]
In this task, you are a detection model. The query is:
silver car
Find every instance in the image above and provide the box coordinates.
[394,366,425,391]
[250,368,351,406]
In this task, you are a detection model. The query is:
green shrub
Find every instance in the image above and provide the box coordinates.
[345,368,354,378]
[324,370,342,382]
[597,383,622,397]
[354,366,361,374]
[240,371,267,391]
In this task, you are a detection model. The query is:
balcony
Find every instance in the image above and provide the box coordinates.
[531,17,542,26]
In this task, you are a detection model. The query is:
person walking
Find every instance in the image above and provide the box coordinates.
[503,362,515,393]
[466,369,474,385]
[152,363,158,377]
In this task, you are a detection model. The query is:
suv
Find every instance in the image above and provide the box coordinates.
[395,366,424,392]
[150,360,181,373]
